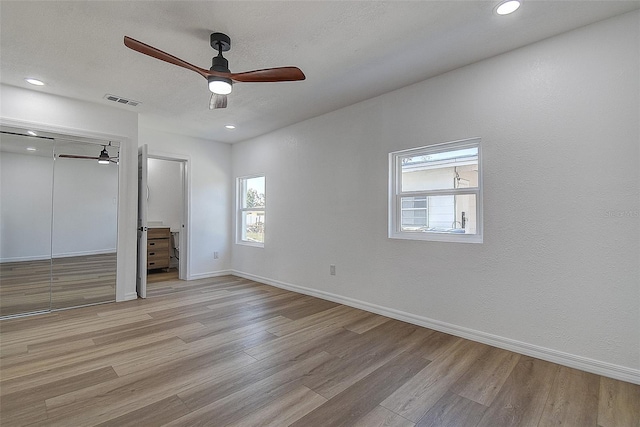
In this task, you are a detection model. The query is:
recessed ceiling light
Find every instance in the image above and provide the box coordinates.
[27,130,37,136]
[26,147,37,151]
[25,78,45,86]
[225,125,236,130]
[495,0,521,15]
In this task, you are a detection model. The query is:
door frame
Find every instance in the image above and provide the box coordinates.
[146,150,191,281]
[137,144,148,298]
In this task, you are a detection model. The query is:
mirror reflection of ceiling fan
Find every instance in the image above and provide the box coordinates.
[123,32,306,109]
[58,144,118,164]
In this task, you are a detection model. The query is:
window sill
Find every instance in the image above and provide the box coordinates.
[236,241,264,248]
[388,231,483,244]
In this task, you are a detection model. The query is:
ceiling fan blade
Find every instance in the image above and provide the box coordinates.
[227,67,306,83]
[209,93,227,109]
[124,36,209,79]
[58,154,119,161]
[58,154,99,160]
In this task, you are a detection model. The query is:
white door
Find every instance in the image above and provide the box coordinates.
[136,144,148,298]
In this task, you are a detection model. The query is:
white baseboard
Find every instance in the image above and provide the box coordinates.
[123,292,138,301]
[1,250,117,263]
[232,270,640,385]
[0,254,50,263]
[53,249,117,258]
[188,270,233,280]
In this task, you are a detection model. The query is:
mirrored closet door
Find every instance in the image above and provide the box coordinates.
[0,127,119,317]
[0,132,54,316]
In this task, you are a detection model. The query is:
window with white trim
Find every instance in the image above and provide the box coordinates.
[237,175,265,247]
[389,138,482,243]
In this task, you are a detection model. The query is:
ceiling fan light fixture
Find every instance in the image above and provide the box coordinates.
[98,147,110,165]
[495,0,521,15]
[208,77,233,95]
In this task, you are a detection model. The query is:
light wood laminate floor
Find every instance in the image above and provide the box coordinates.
[0,254,116,317]
[1,275,638,426]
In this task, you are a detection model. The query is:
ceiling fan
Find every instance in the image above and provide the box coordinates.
[124,33,306,109]
[58,144,118,165]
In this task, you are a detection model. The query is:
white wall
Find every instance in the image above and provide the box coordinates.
[147,158,183,232]
[0,151,53,261]
[232,11,640,382]
[52,156,118,257]
[0,84,139,301]
[139,126,232,278]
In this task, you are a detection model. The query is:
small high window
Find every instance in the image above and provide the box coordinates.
[389,138,482,243]
[237,175,265,247]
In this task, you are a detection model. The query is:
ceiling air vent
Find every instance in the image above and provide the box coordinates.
[104,94,141,107]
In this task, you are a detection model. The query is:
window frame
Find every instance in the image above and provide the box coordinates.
[236,174,266,248]
[388,138,483,243]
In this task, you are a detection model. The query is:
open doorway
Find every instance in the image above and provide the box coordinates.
[138,148,189,297]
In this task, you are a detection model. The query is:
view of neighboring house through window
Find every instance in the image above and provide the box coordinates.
[237,175,265,246]
[389,138,482,243]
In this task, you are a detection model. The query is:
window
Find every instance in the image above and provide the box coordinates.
[237,175,265,246]
[389,138,482,243]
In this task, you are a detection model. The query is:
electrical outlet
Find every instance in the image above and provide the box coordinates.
[330,265,336,276]
[214,251,219,259]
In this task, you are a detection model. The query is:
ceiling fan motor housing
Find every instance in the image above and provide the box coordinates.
[211,55,229,73]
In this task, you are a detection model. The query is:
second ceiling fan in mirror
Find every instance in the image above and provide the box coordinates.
[58,143,118,164]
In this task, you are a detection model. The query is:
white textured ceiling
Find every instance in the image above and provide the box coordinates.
[1,1,638,144]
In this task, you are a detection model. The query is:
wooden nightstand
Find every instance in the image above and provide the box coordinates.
[147,227,171,271]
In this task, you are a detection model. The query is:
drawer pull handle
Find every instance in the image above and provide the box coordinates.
[149,242,155,246]
[150,252,155,256]
[149,262,155,266]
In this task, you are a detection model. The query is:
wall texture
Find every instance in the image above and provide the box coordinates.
[139,126,232,278]
[0,151,53,260]
[0,84,139,301]
[232,11,640,381]
[147,157,183,232]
